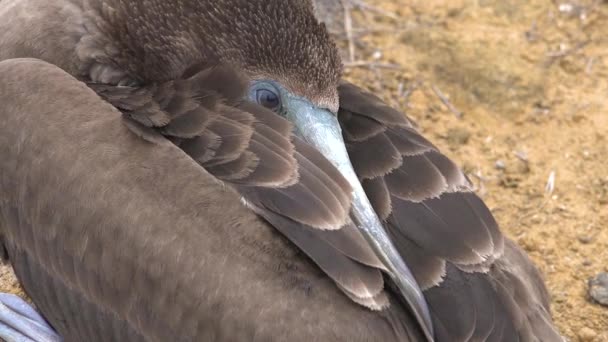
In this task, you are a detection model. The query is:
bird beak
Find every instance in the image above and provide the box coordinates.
[285,99,435,340]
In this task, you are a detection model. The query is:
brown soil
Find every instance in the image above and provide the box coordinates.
[1,0,607,341]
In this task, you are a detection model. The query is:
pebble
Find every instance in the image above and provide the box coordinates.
[588,272,608,306]
[577,235,594,244]
[578,327,597,341]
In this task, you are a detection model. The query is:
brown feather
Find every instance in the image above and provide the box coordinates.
[361,178,392,221]
[336,283,389,311]
[338,81,560,341]
[240,141,351,230]
[161,106,216,138]
[424,151,471,192]
[291,139,352,200]
[338,82,407,126]
[386,225,447,290]
[91,62,304,188]
[205,151,260,181]
[202,115,254,166]
[225,130,296,187]
[259,211,385,302]
[384,154,449,202]
[346,133,402,180]
[184,64,249,105]
[315,224,387,270]
[120,118,170,145]
[385,126,437,156]
[339,111,386,142]
[178,132,222,164]
[238,102,293,137]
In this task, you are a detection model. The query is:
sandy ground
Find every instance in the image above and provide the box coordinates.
[1,0,607,341]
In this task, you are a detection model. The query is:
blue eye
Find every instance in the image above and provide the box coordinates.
[256,88,281,111]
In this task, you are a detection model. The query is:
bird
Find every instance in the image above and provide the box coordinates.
[0,0,562,341]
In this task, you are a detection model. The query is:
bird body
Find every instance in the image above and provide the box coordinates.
[0,59,420,341]
[0,0,562,341]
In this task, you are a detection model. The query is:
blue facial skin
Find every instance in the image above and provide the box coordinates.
[247,80,435,340]
[247,80,342,143]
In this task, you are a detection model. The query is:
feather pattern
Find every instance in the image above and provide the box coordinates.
[0,58,425,341]
[90,63,391,310]
[258,211,387,308]
[338,81,561,340]
[93,70,560,340]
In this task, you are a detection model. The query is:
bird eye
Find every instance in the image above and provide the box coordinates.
[256,89,281,111]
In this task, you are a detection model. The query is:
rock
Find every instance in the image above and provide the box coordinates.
[588,272,608,306]
[495,160,506,170]
[578,327,597,341]
[577,235,594,244]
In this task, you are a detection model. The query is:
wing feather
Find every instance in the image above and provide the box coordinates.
[384,155,448,202]
[361,177,392,221]
[90,63,388,311]
[339,81,502,270]
[340,110,386,142]
[346,132,402,179]
[338,81,560,340]
[260,211,385,304]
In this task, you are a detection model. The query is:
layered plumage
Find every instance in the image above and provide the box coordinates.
[0,58,424,341]
[89,63,389,309]
[337,83,558,340]
[0,0,562,341]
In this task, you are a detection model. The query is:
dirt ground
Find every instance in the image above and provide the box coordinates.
[327,0,608,340]
[1,0,607,341]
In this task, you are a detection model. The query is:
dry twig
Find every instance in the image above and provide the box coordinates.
[340,0,356,62]
[350,0,399,20]
[343,60,402,69]
[431,85,463,118]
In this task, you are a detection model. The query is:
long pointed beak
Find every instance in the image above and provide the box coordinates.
[286,100,435,341]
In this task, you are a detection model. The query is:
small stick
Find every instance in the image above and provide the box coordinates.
[401,80,422,103]
[340,0,356,63]
[343,61,402,69]
[511,198,549,230]
[469,169,487,196]
[514,150,529,162]
[430,85,463,118]
[351,0,399,20]
[545,170,556,195]
[585,57,595,74]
